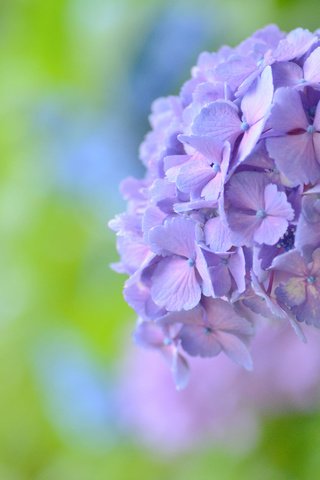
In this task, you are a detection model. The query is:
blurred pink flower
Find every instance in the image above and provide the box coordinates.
[119,319,320,455]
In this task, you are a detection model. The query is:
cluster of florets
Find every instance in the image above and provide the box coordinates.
[110,25,320,388]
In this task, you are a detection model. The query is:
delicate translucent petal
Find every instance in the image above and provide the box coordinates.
[228,248,246,294]
[170,350,190,390]
[142,206,166,241]
[179,323,222,357]
[264,184,294,220]
[272,61,303,88]
[226,171,267,211]
[267,133,319,185]
[204,216,233,253]
[133,321,165,348]
[313,102,320,131]
[236,118,265,165]
[251,271,288,319]
[303,47,320,83]
[178,134,222,160]
[195,245,214,297]
[267,87,308,133]
[210,263,232,297]
[296,284,320,327]
[203,297,254,336]
[270,249,307,276]
[276,277,307,309]
[149,216,196,258]
[174,199,216,213]
[254,216,289,245]
[241,66,273,125]
[201,174,223,201]
[151,256,201,311]
[176,158,214,194]
[228,211,261,247]
[215,331,253,370]
[192,100,241,144]
[215,56,257,91]
[193,81,225,104]
[273,28,316,62]
[310,248,320,275]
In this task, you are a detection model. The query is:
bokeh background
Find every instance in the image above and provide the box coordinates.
[2,1,320,479]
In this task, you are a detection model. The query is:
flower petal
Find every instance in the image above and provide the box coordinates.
[273,28,316,62]
[170,350,190,391]
[176,158,214,195]
[241,65,273,125]
[215,330,253,370]
[149,216,196,258]
[267,87,308,133]
[264,184,294,220]
[151,256,201,311]
[270,249,308,276]
[192,100,241,145]
[179,322,222,357]
[209,263,232,297]
[304,47,320,84]
[267,132,319,185]
[204,216,233,253]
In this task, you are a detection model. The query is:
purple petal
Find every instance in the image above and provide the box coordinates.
[276,277,307,308]
[267,132,319,185]
[210,263,232,297]
[295,212,320,253]
[226,171,268,211]
[192,101,241,145]
[268,87,308,133]
[236,118,265,165]
[203,297,254,336]
[142,206,166,241]
[195,244,214,297]
[174,199,216,213]
[313,101,320,131]
[192,81,225,105]
[304,47,320,83]
[204,216,233,253]
[133,321,165,349]
[149,216,196,258]
[270,249,308,276]
[170,350,190,391]
[241,66,273,125]
[215,56,257,91]
[264,184,294,220]
[215,331,253,370]
[296,284,320,327]
[254,215,289,245]
[228,248,246,294]
[228,211,261,247]
[115,236,150,274]
[151,256,201,311]
[273,28,316,62]
[176,157,214,195]
[272,61,303,88]
[310,248,320,275]
[251,272,287,319]
[178,134,222,160]
[179,323,222,357]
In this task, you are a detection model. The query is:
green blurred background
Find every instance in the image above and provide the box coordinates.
[1,0,320,479]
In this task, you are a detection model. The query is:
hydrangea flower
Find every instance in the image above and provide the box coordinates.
[119,320,320,455]
[110,25,320,388]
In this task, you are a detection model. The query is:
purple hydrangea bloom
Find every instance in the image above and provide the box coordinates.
[110,25,320,388]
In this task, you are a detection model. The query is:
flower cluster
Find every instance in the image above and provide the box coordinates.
[110,25,320,388]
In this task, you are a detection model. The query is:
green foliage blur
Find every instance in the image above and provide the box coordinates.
[1,0,320,479]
